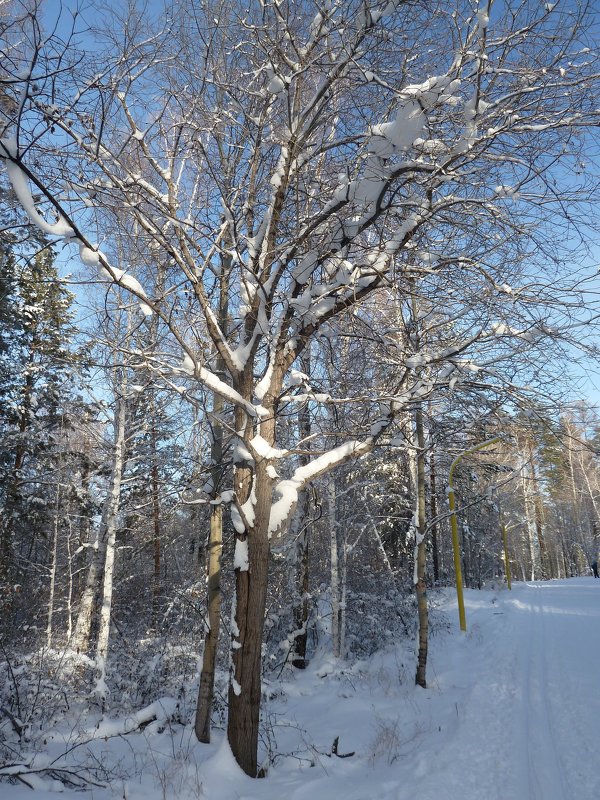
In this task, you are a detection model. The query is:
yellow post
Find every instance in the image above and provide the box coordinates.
[447,484,466,632]
[448,437,501,632]
[501,520,512,591]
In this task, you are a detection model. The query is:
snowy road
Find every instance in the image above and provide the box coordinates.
[396,579,600,800]
[512,581,600,800]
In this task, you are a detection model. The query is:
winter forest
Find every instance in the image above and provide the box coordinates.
[2,0,600,795]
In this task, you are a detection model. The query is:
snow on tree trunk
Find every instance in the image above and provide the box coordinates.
[227,460,271,777]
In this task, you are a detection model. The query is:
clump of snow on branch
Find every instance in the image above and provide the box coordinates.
[268,440,370,536]
[1,138,74,237]
[1,140,153,315]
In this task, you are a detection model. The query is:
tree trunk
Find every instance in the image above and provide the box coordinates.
[46,480,61,648]
[339,523,348,660]
[528,437,549,579]
[414,405,428,688]
[94,392,127,695]
[522,466,537,580]
[72,390,126,660]
[516,541,527,582]
[72,527,106,653]
[150,435,161,626]
[195,245,229,742]
[194,504,223,743]
[567,431,581,535]
[66,514,74,640]
[429,449,440,585]
[227,462,271,777]
[291,351,311,669]
[328,475,341,658]
[75,438,91,602]
[290,489,310,669]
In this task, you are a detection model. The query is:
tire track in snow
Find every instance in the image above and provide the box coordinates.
[522,584,570,800]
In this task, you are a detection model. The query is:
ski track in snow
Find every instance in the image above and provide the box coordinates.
[520,584,570,800]
[441,579,600,800]
[518,581,600,800]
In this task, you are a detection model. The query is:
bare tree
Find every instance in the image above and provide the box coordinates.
[2,0,600,775]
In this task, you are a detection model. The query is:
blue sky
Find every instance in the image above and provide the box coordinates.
[34,0,600,416]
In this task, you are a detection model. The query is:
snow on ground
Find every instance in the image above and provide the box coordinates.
[3,579,600,799]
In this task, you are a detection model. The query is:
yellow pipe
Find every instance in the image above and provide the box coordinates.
[447,485,466,631]
[448,437,501,632]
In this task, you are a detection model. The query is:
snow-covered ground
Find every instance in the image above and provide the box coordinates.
[3,579,600,799]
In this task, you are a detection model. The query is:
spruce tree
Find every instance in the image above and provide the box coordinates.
[0,243,89,637]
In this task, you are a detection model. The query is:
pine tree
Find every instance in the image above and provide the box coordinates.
[0,243,86,630]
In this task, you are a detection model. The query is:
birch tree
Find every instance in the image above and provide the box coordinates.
[71,360,129,661]
[92,385,126,698]
[2,0,600,775]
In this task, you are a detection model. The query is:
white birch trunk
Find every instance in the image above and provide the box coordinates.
[66,515,74,641]
[522,468,537,580]
[94,393,127,697]
[71,524,105,653]
[328,475,341,658]
[516,546,527,582]
[46,482,60,649]
[580,466,600,533]
[339,532,347,660]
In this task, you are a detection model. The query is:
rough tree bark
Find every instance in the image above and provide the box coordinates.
[227,458,272,777]
[72,523,106,654]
